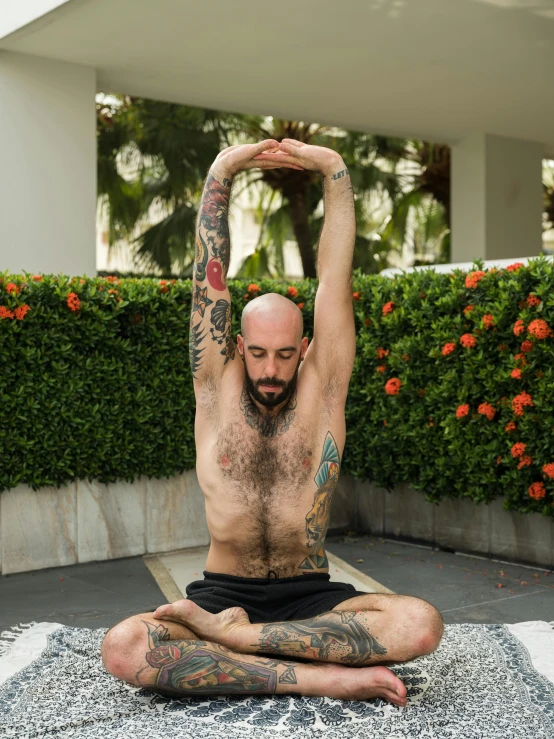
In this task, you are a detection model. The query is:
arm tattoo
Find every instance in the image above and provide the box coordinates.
[298,431,340,572]
[254,610,387,666]
[239,383,297,438]
[189,173,235,378]
[138,620,293,695]
[331,168,350,180]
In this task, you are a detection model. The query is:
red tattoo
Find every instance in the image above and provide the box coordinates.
[207,258,225,291]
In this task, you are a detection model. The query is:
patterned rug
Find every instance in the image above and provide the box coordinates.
[1,621,553,738]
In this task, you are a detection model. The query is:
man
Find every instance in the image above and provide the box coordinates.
[102,139,444,706]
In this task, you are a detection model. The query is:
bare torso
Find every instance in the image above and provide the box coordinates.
[195,359,345,579]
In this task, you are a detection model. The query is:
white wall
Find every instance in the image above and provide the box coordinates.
[0,51,96,276]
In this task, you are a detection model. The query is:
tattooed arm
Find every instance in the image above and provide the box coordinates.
[190,140,303,383]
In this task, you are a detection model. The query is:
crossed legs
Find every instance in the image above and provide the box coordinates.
[102,593,443,706]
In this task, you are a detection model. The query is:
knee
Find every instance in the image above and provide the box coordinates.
[101,616,144,685]
[408,599,444,656]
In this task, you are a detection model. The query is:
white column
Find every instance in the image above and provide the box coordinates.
[451,133,544,263]
[0,51,96,276]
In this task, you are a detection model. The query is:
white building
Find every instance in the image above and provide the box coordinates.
[2,0,553,276]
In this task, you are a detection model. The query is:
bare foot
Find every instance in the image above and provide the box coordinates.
[323,663,407,706]
[153,599,250,648]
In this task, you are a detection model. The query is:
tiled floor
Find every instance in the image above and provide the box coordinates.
[327,534,554,624]
[1,534,553,633]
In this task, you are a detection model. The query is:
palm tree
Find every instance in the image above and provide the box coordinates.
[96,95,449,278]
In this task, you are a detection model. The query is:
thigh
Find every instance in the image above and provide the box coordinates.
[331,592,408,613]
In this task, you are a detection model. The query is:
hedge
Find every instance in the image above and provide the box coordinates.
[1,259,553,518]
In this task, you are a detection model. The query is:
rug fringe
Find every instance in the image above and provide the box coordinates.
[0,623,37,657]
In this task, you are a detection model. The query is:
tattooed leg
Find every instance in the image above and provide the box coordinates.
[154,595,442,667]
[101,613,407,704]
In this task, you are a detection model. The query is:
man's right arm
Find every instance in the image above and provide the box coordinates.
[189,171,235,383]
[189,140,304,384]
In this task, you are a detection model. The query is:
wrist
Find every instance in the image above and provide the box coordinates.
[324,161,349,181]
[209,164,234,183]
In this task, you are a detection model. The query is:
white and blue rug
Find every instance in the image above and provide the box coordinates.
[1,620,553,738]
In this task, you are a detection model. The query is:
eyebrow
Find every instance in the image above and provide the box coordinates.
[247,345,297,352]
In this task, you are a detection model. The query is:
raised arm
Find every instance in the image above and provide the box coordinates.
[256,141,356,399]
[190,140,303,384]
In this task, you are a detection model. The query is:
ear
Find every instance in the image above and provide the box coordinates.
[236,334,244,355]
[300,336,309,359]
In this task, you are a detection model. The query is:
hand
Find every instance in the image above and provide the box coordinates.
[210,140,304,179]
[253,139,345,178]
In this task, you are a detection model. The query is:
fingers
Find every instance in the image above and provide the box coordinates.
[253,139,280,154]
[245,160,304,171]
[280,138,304,148]
[277,142,302,156]
[253,150,299,165]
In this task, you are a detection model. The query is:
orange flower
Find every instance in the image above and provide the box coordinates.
[506,262,524,272]
[512,391,534,416]
[542,463,554,479]
[297,302,305,310]
[5,282,19,295]
[352,292,361,301]
[377,364,386,373]
[460,333,476,348]
[382,301,395,315]
[66,292,80,312]
[14,304,30,320]
[465,271,486,289]
[364,318,372,327]
[511,442,526,458]
[520,340,533,353]
[32,275,43,281]
[497,456,503,465]
[243,294,249,300]
[483,314,495,329]
[528,481,546,500]
[456,404,470,419]
[514,353,526,362]
[247,283,261,294]
[383,420,388,427]
[513,320,525,336]
[385,378,402,395]
[403,354,410,361]
[376,348,389,359]
[517,456,532,470]
[478,402,496,421]
[0,306,14,319]
[463,305,475,316]
[527,319,551,340]
[442,342,456,356]
[505,421,517,433]
[428,418,434,427]
[527,294,541,307]
[287,286,298,298]
[510,368,522,379]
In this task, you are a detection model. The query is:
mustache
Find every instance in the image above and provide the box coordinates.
[257,378,285,387]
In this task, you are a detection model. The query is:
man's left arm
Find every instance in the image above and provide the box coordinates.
[255,141,357,400]
[310,159,357,398]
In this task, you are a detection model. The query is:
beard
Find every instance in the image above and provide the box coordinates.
[244,356,301,408]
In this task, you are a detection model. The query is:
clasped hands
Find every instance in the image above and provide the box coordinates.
[210,138,344,180]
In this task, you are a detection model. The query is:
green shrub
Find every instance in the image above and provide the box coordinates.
[1,261,553,517]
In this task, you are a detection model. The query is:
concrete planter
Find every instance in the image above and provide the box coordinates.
[1,471,553,574]
[329,475,554,570]
[0,471,209,575]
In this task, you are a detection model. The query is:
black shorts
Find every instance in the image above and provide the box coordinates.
[183,571,368,623]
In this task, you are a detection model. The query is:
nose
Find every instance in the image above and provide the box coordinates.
[264,357,277,376]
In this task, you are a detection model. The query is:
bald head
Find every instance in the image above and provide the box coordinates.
[241,292,303,343]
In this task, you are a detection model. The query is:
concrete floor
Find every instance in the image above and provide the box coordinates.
[1,533,553,633]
